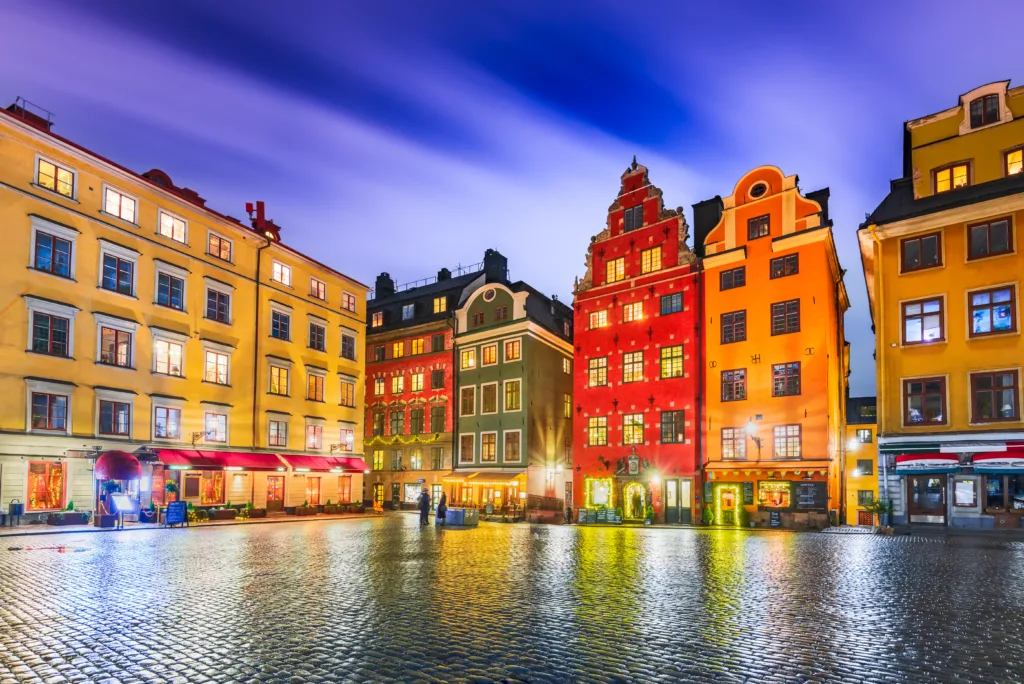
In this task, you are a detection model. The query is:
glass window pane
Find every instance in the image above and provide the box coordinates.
[973,309,992,334]
[972,292,991,306]
[922,300,940,314]
[904,240,920,268]
[905,303,921,316]
[905,318,922,343]
[993,289,1012,303]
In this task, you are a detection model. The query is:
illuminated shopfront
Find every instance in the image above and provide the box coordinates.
[758,481,791,509]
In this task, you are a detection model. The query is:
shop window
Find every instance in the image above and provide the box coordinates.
[305,477,321,505]
[660,345,683,379]
[1007,148,1023,176]
[953,478,977,508]
[720,267,745,291]
[623,205,643,232]
[184,475,200,498]
[970,370,1019,423]
[403,483,422,504]
[588,357,608,387]
[721,428,746,460]
[968,217,1012,260]
[721,369,746,402]
[772,362,800,397]
[721,311,746,344]
[770,254,799,279]
[969,286,1016,337]
[661,410,685,444]
[969,94,1000,128]
[772,424,801,460]
[605,257,625,283]
[200,471,225,506]
[660,293,683,315]
[587,478,613,507]
[747,214,770,239]
[904,377,946,425]
[640,246,662,274]
[902,297,944,344]
[339,475,353,503]
[770,299,800,335]
[758,481,791,508]
[588,416,608,446]
[934,163,970,194]
[900,232,942,272]
[27,461,65,510]
[622,351,644,383]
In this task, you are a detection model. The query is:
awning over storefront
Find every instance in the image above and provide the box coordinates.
[880,437,1024,454]
[972,446,1024,474]
[277,454,369,472]
[442,471,524,485]
[95,450,143,480]
[894,453,960,475]
[158,450,286,472]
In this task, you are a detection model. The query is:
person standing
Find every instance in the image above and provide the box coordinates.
[418,488,431,526]
[436,491,448,525]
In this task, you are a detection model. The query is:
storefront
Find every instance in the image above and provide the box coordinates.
[705,468,830,529]
[443,471,525,513]
[276,454,368,509]
[0,451,95,524]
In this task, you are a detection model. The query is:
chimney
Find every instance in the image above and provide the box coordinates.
[691,196,724,258]
[437,267,451,282]
[6,102,53,132]
[483,249,508,283]
[550,294,559,316]
[375,272,396,299]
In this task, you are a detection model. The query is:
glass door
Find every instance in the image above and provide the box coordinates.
[908,476,946,524]
[266,476,284,512]
[680,479,692,524]
[665,479,679,524]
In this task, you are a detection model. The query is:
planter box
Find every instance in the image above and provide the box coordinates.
[210,509,237,521]
[295,506,318,516]
[94,514,116,529]
[351,505,365,514]
[47,512,89,526]
[247,508,267,518]
[323,505,342,514]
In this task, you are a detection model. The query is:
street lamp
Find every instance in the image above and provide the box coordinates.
[745,420,763,459]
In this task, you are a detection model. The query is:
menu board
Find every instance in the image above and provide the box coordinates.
[165,501,188,527]
[577,509,588,524]
[742,482,754,505]
[703,482,713,504]
[795,482,827,511]
[769,511,782,528]
[596,508,608,523]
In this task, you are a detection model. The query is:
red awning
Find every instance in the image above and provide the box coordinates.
[277,454,369,472]
[158,450,285,471]
[95,450,143,480]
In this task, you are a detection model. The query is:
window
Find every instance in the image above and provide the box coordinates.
[901,232,942,272]
[158,212,186,243]
[389,409,405,435]
[431,333,445,352]
[971,371,1019,422]
[747,214,770,239]
[622,351,644,383]
[472,312,485,326]
[371,411,384,436]
[605,258,625,283]
[904,377,946,425]
[26,461,66,511]
[402,304,414,320]
[968,217,1012,260]
[773,425,801,460]
[431,370,445,390]
[33,231,72,278]
[32,313,69,357]
[373,378,385,396]
[482,344,498,365]
[952,477,976,507]
[969,94,999,128]
[721,369,746,401]
[588,357,608,387]
[269,366,289,395]
[304,477,322,505]
[371,311,383,327]
[339,427,354,452]
[372,450,384,470]
[505,339,521,361]
[306,424,323,450]
[983,475,1024,513]
[624,205,643,232]
[392,341,404,358]
[623,301,643,322]
[411,338,424,355]
[1007,148,1023,176]
[721,311,746,344]
[309,322,326,351]
[31,393,67,431]
[154,407,181,439]
[336,474,353,503]
[659,293,682,316]
[460,434,475,463]
[100,401,131,436]
[770,254,799,279]
[504,379,521,411]
[409,449,422,471]
[772,363,800,397]
[934,163,969,194]
[770,299,800,335]
[204,350,229,385]
[564,320,572,337]
[660,345,683,378]
[623,414,644,445]
[564,436,572,465]
[37,159,74,198]
[564,393,572,419]
[504,431,521,462]
[460,386,476,416]
[722,428,746,460]
[641,246,662,274]
[156,273,185,310]
[269,419,288,447]
[589,310,608,329]
[481,433,497,462]
[856,428,872,443]
[341,333,356,360]
[272,262,292,286]
[337,292,356,313]
[482,384,498,414]
[206,289,230,323]
[460,349,476,369]
[208,233,232,261]
[433,296,447,313]
[390,375,404,394]
[970,286,1016,336]
[101,254,134,296]
[563,358,571,374]
[271,311,290,341]
[199,471,225,505]
[430,405,446,433]
[588,416,607,446]
[902,297,944,344]
[203,412,226,442]
[411,373,424,392]
[373,346,385,362]
[720,267,745,291]
[857,490,874,507]
[410,408,425,434]
[494,305,508,321]
[340,379,355,407]
[99,327,131,367]
[661,411,685,444]
[856,459,874,476]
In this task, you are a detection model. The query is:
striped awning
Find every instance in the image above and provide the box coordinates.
[972,445,1024,474]
[880,438,1024,455]
[894,453,960,475]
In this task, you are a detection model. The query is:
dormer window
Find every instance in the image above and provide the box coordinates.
[402,304,414,320]
[1006,148,1023,176]
[623,205,643,232]
[934,163,969,194]
[970,94,1000,129]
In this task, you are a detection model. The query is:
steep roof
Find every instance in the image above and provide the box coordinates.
[510,281,573,340]
[369,270,483,308]
[864,173,1024,227]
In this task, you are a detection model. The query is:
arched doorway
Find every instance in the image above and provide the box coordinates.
[623,482,646,520]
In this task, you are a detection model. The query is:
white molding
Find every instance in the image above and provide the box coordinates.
[203,280,233,325]
[503,336,523,363]
[157,209,189,245]
[29,215,78,280]
[201,343,233,386]
[101,185,139,225]
[271,260,293,287]
[267,414,289,448]
[503,378,523,413]
[480,381,499,415]
[307,312,328,325]
[306,365,328,378]
[25,378,73,436]
[502,428,522,463]
[481,342,499,367]
[93,312,140,333]
[151,402,184,442]
[460,384,476,417]
[24,296,78,358]
[204,276,236,292]
[97,238,140,259]
[94,313,139,369]
[268,299,294,313]
[34,154,78,201]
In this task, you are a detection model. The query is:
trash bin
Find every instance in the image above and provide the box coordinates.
[8,500,25,527]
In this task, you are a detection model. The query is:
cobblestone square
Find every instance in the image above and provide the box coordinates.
[2,517,1024,683]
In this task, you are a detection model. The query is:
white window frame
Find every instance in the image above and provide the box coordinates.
[97,239,140,298]
[93,312,139,370]
[151,395,185,442]
[479,430,499,463]
[268,356,292,396]
[503,378,523,413]
[151,327,188,377]
[305,416,326,451]
[153,259,189,312]
[24,295,78,358]
[95,387,136,440]
[101,185,138,224]
[481,343,499,367]
[402,304,414,320]
[503,336,522,362]
[339,373,357,408]
[459,433,476,464]
[29,215,78,280]
[309,276,327,301]
[201,403,230,444]
[307,314,328,352]
[206,230,234,263]
[480,381,499,415]
[307,366,328,402]
[267,412,290,448]
[338,420,356,452]
[202,340,234,386]
[34,154,78,200]
[157,209,188,244]
[272,261,292,286]
[342,291,358,313]
[460,385,476,417]
[25,378,73,435]
[204,277,235,325]
[502,429,523,463]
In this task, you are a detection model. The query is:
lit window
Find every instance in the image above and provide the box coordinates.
[269,366,289,395]
[374,378,385,396]
[588,357,608,387]
[433,296,447,313]
[481,434,497,462]
[660,345,683,378]
[564,393,572,419]
[342,292,358,313]
[411,338,424,355]
[482,344,497,365]
[372,450,384,470]
[505,380,521,411]
[272,262,292,286]
[856,429,872,444]
[902,298,943,344]
[461,349,476,369]
[104,188,136,222]
[623,301,643,322]
[204,350,229,385]
[970,286,1016,337]
[721,369,746,401]
[641,246,662,274]
[589,310,608,329]
[402,304,414,320]
[622,351,643,383]
[505,339,521,361]
[773,424,801,460]
[605,258,625,283]
[372,311,383,327]
[99,328,131,367]
[411,373,424,392]
[934,163,969,193]
[563,358,571,374]
[340,380,355,407]
[391,375,404,394]
[623,414,644,445]
[154,340,183,376]
[154,407,181,439]
[588,416,607,446]
[1007,149,1023,176]
[392,341,404,358]
[310,277,326,300]
[306,425,323,450]
[26,461,66,510]
[31,393,67,431]
[159,212,187,243]
[37,159,74,198]
[307,374,324,401]
[208,234,232,261]
[339,428,355,452]
[722,428,746,460]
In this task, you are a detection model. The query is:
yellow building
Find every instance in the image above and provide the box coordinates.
[844,396,878,526]
[0,101,368,522]
[860,81,1024,529]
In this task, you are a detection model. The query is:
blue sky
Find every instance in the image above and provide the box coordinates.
[2,0,1022,396]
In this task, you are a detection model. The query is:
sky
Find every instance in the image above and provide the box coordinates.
[2,0,1022,396]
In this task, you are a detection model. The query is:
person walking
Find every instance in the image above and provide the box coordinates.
[418,487,431,526]
[436,491,448,526]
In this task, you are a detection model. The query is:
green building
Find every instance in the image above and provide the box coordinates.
[451,262,574,520]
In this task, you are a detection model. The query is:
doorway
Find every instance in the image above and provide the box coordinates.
[266,476,284,513]
[908,475,946,524]
[718,484,739,526]
[390,482,400,507]
[665,479,679,524]
[372,483,384,507]
[431,484,442,511]
[623,482,646,520]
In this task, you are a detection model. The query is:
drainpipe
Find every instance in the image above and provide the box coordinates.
[448,310,459,503]
[249,203,272,450]
[694,262,704,525]
[868,224,888,508]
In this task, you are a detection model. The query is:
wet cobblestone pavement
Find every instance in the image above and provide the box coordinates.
[3,516,1024,683]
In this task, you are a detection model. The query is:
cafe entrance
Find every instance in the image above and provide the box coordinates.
[266,476,284,513]
[664,478,693,524]
[907,475,947,524]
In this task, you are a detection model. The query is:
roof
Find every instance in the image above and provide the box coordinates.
[370,270,483,308]
[846,396,877,425]
[511,281,573,340]
[864,173,1024,227]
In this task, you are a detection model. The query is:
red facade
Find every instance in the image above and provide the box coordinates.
[572,160,701,523]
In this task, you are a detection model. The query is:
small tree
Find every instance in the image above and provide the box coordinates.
[164,481,179,502]
[862,497,894,525]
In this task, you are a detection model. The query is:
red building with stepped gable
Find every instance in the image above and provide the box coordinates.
[572,159,702,524]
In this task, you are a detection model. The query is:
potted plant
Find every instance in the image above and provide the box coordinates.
[323,499,342,514]
[138,502,158,523]
[863,497,895,530]
[246,501,268,518]
[47,501,89,526]
[644,504,655,526]
[164,480,179,502]
[702,505,714,526]
[295,500,317,516]
[210,501,238,521]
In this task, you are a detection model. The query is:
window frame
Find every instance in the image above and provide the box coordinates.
[770,299,800,336]
[102,186,138,224]
[968,285,1017,338]
[747,214,770,240]
[460,348,476,369]
[29,388,69,433]
[660,410,685,444]
[970,369,1020,424]
[154,261,188,312]
[622,351,644,384]
[967,216,1014,261]
[98,396,132,438]
[480,431,498,462]
[459,434,475,464]
[460,386,476,417]
[660,345,684,379]
[207,232,233,262]
[341,331,357,361]
[660,293,682,315]
[268,362,290,396]
[901,296,945,345]
[933,162,971,194]
[588,357,608,387]
[482,343,498,367]
[309,277,327,301]
[721,428,746,461]
[721,369,746,402]
[339,376,356,408]
[504,338,522,362]
[969,94,1000,128]
[503,378,522,413]
[640,245,662,274]
[721,310,746,344]
[622,413,644,445]
[153,404,182,441]
[605,257,625,284]
[503,429,522,463]
[270,309,291,341]
[157,210,188,244]
[204,279,233,324]
[98,240,139,297]
[202,343,232,385]
[35,156,77,199]
[308,319,327,352]
[587,416,608,446]
[1005,147,1023,177]
[271,261,293,286]
[29,216,77,280]
[772,424,802,460]
[900,232,943,273]
[720,266,745,291]
[433,296,447,314]
[772,362,801,397]
[903,376,948,427]
[589,309,608,329]
[623,204,643,232]
[623,301,643,323]
[769,253,799,279]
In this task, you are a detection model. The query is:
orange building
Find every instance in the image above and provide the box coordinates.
[693,166,850,528]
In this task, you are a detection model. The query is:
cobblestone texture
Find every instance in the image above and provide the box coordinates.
[2,517,1024,682]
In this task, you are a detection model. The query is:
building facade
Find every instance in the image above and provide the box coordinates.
[860,81,1024,529]
[452,258,574,520]
[572,160,701,524]
[0,102,367,522]
[844,396,878,526]
[695,166,849,529]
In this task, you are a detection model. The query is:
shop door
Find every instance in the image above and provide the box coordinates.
[372,483,384,506]
[391,483,400,507]
[665,480,680,524]
[680,480,693,524]
[266,476,284,513]
[431,484,442,511]
[908,476,946,524]
[720,488,737,526]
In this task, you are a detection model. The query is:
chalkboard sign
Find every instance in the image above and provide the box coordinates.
[596,508,608,523]
[485,503,494,515]
[795,482,827,511]
[703,482,713,504]
[577,509,587,524]
[742,482,754,505]
[769,511,782,528]
[586,509,597,524]
[164,501,188,527]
